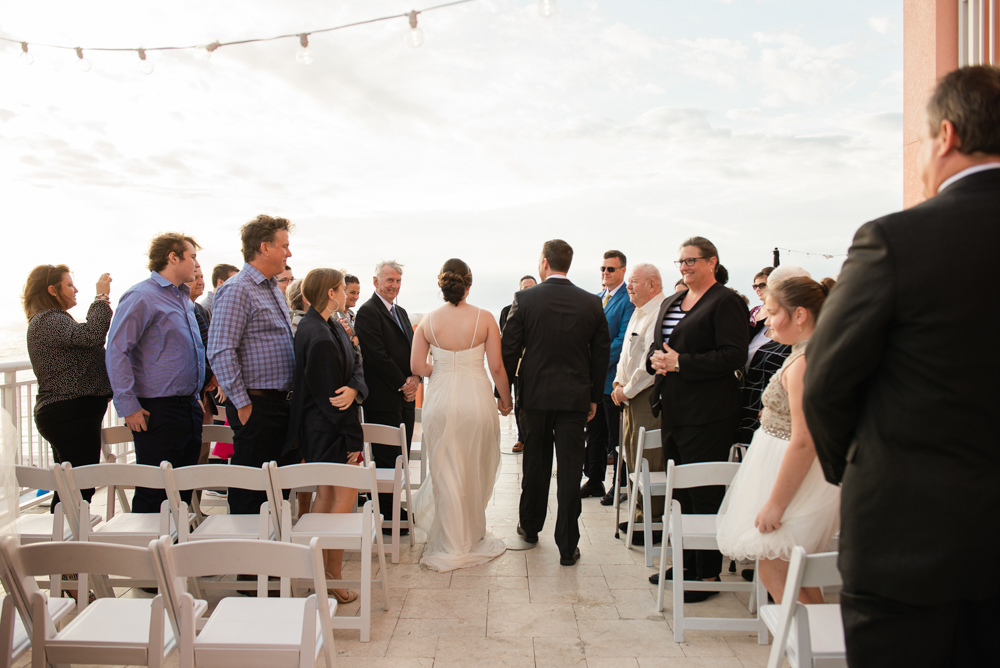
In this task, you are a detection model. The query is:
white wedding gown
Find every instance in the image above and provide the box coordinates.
[412,311,506,572]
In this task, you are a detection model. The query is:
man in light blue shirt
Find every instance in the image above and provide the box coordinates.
[106,233,205,513]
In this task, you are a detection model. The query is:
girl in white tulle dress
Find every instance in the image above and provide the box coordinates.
[716,276,841,604]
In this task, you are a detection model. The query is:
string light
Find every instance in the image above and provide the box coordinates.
[2,0,476,72]
[538,0,557,17]
[74,46,91,72]
[137,48,154,74]
[295,34,313,65]
[776,247,846,260]
[405,10,425,47]
[19,42,33,65]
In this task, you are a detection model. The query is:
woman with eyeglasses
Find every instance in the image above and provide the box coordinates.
[22,265,114,512]
[644,236,749,598]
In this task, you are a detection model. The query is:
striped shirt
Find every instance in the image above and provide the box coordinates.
[207,262,295,409]
[661,300,688,341]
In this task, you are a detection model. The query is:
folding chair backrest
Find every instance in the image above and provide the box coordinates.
[166,463,271,495]
[635,427,662,462]
[271,461,378,496]
[0,538,30,632]
[64,462,168,501]
[201,424,235,443]
[362,423,407,449]
[100,425,135,461]
[157,536,319,583]
[13,465,63,499]
[797,551,841,589]
[667,460,741,491]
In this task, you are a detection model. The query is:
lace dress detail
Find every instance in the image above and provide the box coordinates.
[758,343,806,440]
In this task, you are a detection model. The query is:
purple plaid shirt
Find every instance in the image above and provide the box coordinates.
[207,263,294,409]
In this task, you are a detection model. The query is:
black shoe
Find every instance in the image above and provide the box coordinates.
[382,526,410,536]
[628,530,662,546]
[684,589,720,604]
[741,568,755,582]
[580,483,605,498]
[139,587,158,594]
[648,568,697,585]
[237,574,281,597]
[559,547,581,566]
[729,561,737,573]
[599,491,616,506]
[516,524,538,544]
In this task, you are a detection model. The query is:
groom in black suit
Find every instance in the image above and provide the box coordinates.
[355,260,419,530]
[502,239,611,565]
[804,66,1000,668]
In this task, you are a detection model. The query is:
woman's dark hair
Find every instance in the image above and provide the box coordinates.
[768,276,837,323]
[754,266,775,281]
[22,264,71,320]
[715,264,729,285]
[438,258,473,305]
[302,268,343,313]
[680,236,727,282]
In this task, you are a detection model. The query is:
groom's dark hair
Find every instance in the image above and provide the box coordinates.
[542,239,573,273]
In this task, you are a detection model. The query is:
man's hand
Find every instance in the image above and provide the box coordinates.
[401,375,420,402]
[587,402,597,421]
[237,403,253,426]
[125,408,150,432]
[650,343,680,375]
[611,386,628,406]
[330,386,359,410]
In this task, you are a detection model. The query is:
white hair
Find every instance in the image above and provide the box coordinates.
[768,264,811,287]
[374,260,404,277]
[631,263,662,287]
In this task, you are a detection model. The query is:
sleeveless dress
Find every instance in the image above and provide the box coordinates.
[715,342,841,561]
[412,309,507,572]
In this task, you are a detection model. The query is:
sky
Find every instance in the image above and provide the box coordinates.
[0,0,903,361]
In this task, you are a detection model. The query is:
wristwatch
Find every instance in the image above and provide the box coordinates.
[674,360,680,373]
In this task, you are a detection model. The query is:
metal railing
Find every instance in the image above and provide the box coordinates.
[959,0,998,66]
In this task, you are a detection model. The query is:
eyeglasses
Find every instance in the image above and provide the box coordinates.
[752,283,767,291]
[277,277,294,284]
[673,257,707,268]
[599,266,619,273]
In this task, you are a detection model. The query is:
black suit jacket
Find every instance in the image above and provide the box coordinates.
[501,277,611,412]
[804,168,1000,606]
[645,282,748,426]
[354,293,415,414]
[285,307,367,457]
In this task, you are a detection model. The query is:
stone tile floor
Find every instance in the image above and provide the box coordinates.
[8,418,790,667]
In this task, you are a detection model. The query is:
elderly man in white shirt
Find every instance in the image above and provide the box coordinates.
[610,263,667,542]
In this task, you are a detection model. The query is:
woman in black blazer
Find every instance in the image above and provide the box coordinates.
[285,268,367,604]
[645,236,749,597]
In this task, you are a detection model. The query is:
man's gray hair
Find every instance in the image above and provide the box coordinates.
[632,263,662,287]
[374,260,404,277]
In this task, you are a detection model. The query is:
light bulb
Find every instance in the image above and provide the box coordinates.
[405,10,424,48]
[137,48,154,75]
[19,43,33,65]
[538,0,557,17]
[75,47,91,72]
[296,34,313,65]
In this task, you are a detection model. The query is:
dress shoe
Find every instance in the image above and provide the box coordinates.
[559,547,581,566]
[512,441,524,452]
[648,568,697,585]
[683,589,720,604]
[628,530,661,546]
[516,524,538,544]
[741,568,755,582]
[580,482,605,498]
[600,491,626,506]
[382,526,409,536]
[607,454,616,465]
[237,574,281,597]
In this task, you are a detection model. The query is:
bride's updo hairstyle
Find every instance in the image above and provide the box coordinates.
[302,268,344,313]
[438,258,473,306]
[767,276,836,323]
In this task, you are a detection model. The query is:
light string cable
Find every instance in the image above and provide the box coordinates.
[776,247,847,260]
[2,0,476,64]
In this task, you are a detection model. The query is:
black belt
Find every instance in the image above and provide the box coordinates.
[247,389,293,401]
[137,395,197,404]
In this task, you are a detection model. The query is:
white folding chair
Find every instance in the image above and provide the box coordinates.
[655,460,767,643]
[0,596,29,668]
[612,411,628,538]
[270,461,389,642]
[153,536,335,668]
[760,548,846,668]
[624,427,667,566]
[0,537,180,668]
[100,425,139,519]
[188,424,237,519]
[362,422,415,563]
[10,465,90,544]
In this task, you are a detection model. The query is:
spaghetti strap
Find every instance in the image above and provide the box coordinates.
[469,308,482,349]
[428,312,442,348]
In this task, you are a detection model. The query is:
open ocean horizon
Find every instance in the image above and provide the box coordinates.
[0,321,29,366]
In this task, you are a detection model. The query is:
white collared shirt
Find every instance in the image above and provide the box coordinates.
[937,162,1000,194]
[375,291,395,311]
[601,281,625,300]
[545,273,568,281]
[613,291,667,399]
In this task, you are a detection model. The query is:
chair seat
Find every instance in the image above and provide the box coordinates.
[291,511,380,539]
[44,598,176,664]
[10,512,102,543]
[192,515,274,541]
[760,603,846,659]
[629,471,666,494]
[90,511,192,546]
[672,514,720,550]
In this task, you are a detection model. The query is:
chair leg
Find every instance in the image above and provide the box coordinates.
[642,484,653,568]
[361,545,372,643]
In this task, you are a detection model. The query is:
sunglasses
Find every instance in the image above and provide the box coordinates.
[753,283,767,290]
[599,266,619,273]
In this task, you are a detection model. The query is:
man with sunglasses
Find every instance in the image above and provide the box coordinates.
[581,251,635,502]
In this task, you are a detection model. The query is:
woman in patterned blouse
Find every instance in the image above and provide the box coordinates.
[23,264,114,512]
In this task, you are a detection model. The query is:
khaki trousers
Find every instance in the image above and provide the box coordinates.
[623,386,664,522]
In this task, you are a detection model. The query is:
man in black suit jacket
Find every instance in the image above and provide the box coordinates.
[499,275,537,452]
[645,239,748,598]
[355,260,419,528]
[502,240,611,565]
[804,66,1000,668]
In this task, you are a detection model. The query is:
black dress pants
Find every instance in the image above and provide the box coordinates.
[362,404,414,521]
[841,587,1000,668]
[583,394,622,487]
[34,395,109,512]
[519,408,587,555]
[225,394,292,515]
[131,396,203,513]
[660,416,737,580]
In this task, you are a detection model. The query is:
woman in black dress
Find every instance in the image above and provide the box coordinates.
[285,268,367,603]
[23,264,113,512]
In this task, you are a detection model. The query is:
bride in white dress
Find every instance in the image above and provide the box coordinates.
[409,259,514,572]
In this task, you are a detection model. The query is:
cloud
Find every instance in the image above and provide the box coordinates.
[869,16,890,34]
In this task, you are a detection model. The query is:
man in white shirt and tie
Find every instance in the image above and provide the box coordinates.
[610,263,666,544]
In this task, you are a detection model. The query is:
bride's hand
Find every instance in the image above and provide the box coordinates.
[754,501,784,534]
